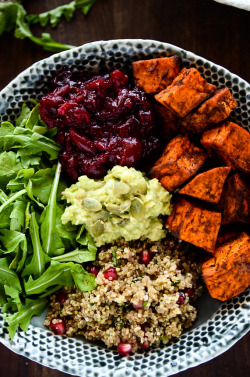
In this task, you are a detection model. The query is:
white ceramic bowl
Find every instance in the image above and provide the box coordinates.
[0,39,249,377]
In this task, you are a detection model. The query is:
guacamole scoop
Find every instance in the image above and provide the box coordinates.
[61,166,172,246]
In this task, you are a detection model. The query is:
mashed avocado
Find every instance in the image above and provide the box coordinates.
[61,166,172,246]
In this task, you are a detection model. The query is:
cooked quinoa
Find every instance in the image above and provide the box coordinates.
[44,237,203,352]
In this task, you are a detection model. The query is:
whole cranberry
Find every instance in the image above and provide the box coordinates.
[57,293,67,306]
[49,319,66,335]
[117,343,133,356]
[89,266,99,277]
[139,250,151,265]
[176,292,186,305]
[103,267,117,281]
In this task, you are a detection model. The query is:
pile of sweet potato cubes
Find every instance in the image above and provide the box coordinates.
[132,56,250,302]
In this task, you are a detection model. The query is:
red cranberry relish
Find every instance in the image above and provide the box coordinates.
[40,69,161,179]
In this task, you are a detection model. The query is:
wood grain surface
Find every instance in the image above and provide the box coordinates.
[0,0,249,376]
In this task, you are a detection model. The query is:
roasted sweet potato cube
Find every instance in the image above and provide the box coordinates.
[132,56,180,94]
[216,226,242,248]
[165,198,221,252]
[202,232,250,301]
[155,68,216,117]
[201,121,250,174]
[153,103,178,141]
[149,135,207,192]
[179,167,231,203]
[179,88,238,133]
[218,173,250,225]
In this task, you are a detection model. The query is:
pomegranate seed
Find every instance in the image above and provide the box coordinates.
[103,267,117,281]
[185,288,196,298]
[176,292,186,305]
[139,250,151,265]
[141,340,150,349]
[117,343,133,356]
[132,300,144,309]
[57,293,67,306]
[49,319,66,335]
[89,266,99,277]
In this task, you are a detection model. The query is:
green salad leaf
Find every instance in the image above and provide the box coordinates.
[0,1,97,52]
[27,0,97,28]
[0,102,98,339]
[40,163,65,256]
[0,151,23,189]
[7,298,48,340]
[22,212,51,279]
[52,247,96,263]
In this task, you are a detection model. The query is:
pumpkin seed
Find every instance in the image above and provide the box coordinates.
[131,197,145,220]
[120,200,131,213]
[93,210,109,222]
[137,180,147,195]
[106,203,121,215]
[91,220,104,237]
[82,197,102,212]
[113,181,130,195]
[118,218,129,226]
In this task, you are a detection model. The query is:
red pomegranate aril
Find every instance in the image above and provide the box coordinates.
[103,267,117,281]
[70,129,97,156]
[117,343,133,356]
[176,292,186,305]
[57,293,67,306]
[132,300,144,309]
[139,250,151,265]
[141,340,150,349]
[49,319,66,335]
[185,288,196,298]
[89,266,99,277]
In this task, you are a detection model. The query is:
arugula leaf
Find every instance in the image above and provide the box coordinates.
[15,103,32,128]
[76,225,96,253]
[0,258,21,291]
[7,168,35,192]
[0,151,23,189]
[0,189,8,204]
[0,229,27,272]
[6,298,48,340]
[22,212,51,279]
[3,127,61,160]
[10,199,27,231]
[0,206,12,230]
[27,0,97,28]
[4,285,22,310]
[70,263,96,291]
[0,122,15,148]
[0,188,27,215]
[52,247,96,263]
[40,163,65,256]
[26,180,45,209]
[24,261,74,295]
[31,166,67,205]
[0,2,19,35]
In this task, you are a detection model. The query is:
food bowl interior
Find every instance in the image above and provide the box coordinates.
[0,39,249,377]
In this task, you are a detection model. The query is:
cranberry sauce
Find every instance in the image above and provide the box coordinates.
[40,69,161,179]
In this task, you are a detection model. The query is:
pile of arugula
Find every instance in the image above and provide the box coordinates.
[0,0,97,52]
[0,102,97,339]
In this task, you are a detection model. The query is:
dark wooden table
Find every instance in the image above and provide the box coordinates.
[0,0,249,376]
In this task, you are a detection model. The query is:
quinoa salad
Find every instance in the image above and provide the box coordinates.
[44,237,203,353]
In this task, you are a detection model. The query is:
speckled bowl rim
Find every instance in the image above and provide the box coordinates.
[0,39,249,377]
